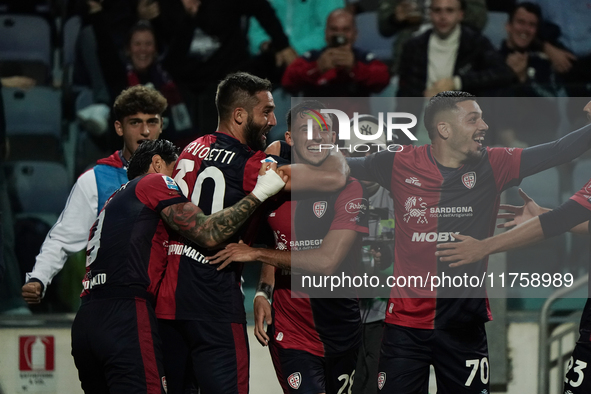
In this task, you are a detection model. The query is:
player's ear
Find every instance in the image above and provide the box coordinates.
[151,154,163,173]
[437,122,450,140]
[114,120,124,137]
[331,131,336,144]
[234,107,245,125]
[285,131,294,146]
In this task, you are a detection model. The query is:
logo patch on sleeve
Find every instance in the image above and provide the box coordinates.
[162,176,180,191]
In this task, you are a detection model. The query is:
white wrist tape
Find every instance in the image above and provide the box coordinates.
[254,291,271,304]
[251,170,285,202]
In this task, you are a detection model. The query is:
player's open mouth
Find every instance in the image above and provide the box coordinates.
[473,136,484,147]
[307,145,321,152]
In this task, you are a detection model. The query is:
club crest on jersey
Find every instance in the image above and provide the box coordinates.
[462,172,476,189]
[313,201,327,218]
[161,376,168,393]
[288,372,301,389]
[378,372,386,390]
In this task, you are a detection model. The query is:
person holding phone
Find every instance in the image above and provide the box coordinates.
[281,8,390,114]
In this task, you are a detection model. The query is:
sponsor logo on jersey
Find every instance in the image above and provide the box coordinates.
[504,147,515,155]
[429,206,474,218]
[378,372,386,390]
[162,176,180,191]
[411,232,460,242]
[480,390,488,394]
[585,180,591,194]
[388,303,394,313]
[82,271,107,290]
[405,177,422,187]
[313,201,327,218]
[462,172,476,189]
[161,376,168,393]
[276,332,284,341]
[167,244,209,264]
[403,196,428,224]
[290,239,323,250]
[345,198,367,214]
[288,372,301,389]
[430,207,473,214]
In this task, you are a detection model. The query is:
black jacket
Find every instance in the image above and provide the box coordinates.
[397,25,515,97]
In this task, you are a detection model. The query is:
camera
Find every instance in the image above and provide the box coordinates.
[329,35,347,48]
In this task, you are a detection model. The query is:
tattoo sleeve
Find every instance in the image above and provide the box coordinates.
[161,194,261,248]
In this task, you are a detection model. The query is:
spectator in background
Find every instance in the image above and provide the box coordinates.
[529,0,591,98]
[282,9,390,115]
[499,2,559,97]
[246,0,342,84]
[160,0,292,137]
[528,0,591,130]
[378,0,488,74]
[86,0,193,146]
[397,0,513,98]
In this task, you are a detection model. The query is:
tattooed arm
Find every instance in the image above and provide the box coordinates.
[208,229,360,274]
[161,162,287,248]
[160,194,262,249]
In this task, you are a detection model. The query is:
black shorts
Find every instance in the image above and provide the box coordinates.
[71,296,166,394]
[269,343,358,394]
[158,319,249,394]
[564,332,591,393]
[378,323,489,394]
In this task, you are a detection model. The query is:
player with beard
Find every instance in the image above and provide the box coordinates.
[155,73,349,394]
[208,100,368,394]
[347,91,591,393]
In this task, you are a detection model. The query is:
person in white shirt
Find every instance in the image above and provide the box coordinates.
[21,85,167,304]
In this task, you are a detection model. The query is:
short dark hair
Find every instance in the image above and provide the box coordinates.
[127,139,179,180]
[215,72,273,121]
[126,20,156,50]
[113,85,168,122]
[423,91,476,139]
[509,2,541,23]
[286,100,328,131]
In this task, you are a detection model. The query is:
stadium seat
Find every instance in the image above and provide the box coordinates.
[481,11,508,50]
[62,16,81,69]
[355,12,395,61]
[0,14,52,84]
[6,161,71,218]
[2,87,63,161]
